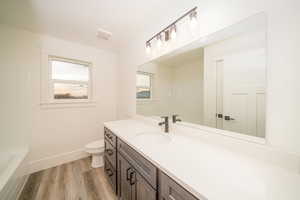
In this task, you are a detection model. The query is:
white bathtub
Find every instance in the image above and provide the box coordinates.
[0,148,28,193]
[0,153,14,175]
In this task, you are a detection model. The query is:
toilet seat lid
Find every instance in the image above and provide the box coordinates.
[86,140,104,149]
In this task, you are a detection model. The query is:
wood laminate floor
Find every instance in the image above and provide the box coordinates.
[19,157,117,200]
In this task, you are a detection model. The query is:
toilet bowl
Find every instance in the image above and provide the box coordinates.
[85,140,104,168]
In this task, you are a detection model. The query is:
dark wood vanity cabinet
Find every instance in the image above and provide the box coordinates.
[159,172,199,200]
[104,127,117,146]
[117,153,156,200]
[133,171,156,200]
[104,127,117,193]
[104,139,117,169]
[117,139,157,189]
[104,127,201,200]
[104,157,117,193]
[117,154,133,200]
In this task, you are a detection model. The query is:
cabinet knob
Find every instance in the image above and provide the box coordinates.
[126,167,132,181]
[106,149,114,156]
[105,168,114,177]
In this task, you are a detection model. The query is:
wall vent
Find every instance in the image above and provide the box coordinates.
[97,28,112,40]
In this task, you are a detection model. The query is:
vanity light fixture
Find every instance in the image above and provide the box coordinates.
[189,9,198,29]
[146,42,151,54]
[156,34,163,48]
[145,7,197,53]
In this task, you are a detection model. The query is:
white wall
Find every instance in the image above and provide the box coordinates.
[137,62,173,117]
[117,0,300,155]
[137,54,204,124]
[0,24,119,174]
[0,24,33,154]
[0,23,33,199]
[31,36,118,173]
[171,56,204,125]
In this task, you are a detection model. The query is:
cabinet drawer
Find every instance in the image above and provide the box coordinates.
[104,127,117,147]
[104,157,117,194]
[104,140,117,169]
[159,171,202,200]
[118,139,157,190]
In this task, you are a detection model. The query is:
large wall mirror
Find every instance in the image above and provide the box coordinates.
[136,13,267,139]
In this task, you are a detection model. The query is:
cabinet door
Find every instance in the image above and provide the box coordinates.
[159,171,201,200]
[118,139,157,189]
[132,171,156,200]
[118,154,134,200]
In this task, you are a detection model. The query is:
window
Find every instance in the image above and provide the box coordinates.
[136,72,152,99]
[49,56,91,102]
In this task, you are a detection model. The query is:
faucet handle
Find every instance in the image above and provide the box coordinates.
[172,114,182,123]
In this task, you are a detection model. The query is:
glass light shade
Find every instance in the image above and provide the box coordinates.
[156,34,163,48]
[146,43,151,54]
[189,11,198,29]
[170,25,177,40]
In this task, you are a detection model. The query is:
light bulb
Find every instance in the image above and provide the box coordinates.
[156,34,162,48]
[190,18,197,29]
[170,25,177,40]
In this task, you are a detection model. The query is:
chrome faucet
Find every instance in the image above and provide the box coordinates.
[158,116,169,133]
[172,114,182,123]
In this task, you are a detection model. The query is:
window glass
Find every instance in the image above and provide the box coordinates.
[136,73,150,87]
[54,83,88,99]
[52,60,89,81]
[136,72,152,99]
[136,88,151,99]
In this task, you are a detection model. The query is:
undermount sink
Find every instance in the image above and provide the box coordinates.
[133,132,172,144]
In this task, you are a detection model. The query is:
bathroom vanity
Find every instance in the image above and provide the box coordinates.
[104,126,200,200]
[103,119,300,200]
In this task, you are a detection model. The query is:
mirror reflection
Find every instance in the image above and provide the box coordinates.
[137,19,266,138]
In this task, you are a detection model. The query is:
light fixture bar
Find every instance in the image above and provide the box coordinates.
[146,7,197,44]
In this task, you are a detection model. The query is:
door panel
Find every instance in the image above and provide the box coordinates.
[222,48,266,136]
[216,59,224,129]
[256,92,266,137]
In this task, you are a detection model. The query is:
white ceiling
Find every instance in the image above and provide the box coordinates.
[0,0,199,51]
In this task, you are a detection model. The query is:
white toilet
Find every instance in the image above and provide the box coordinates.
[85,139,104,168]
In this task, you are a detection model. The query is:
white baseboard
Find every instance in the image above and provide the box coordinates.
[28,148,96,174]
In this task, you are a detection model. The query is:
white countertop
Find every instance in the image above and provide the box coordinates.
[104,119,300,200]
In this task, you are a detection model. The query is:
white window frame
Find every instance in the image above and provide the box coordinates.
[136,71,153,101]
[48,56,93,104]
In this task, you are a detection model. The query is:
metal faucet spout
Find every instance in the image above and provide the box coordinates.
[158,116,169,133]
